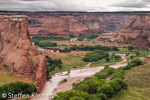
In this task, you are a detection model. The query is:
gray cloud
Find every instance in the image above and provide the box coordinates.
[0,0,150,11]
[111,3,147,8]
[142,0,150,2]
[21,0,43,1]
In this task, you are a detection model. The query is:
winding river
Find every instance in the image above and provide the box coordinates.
[32,43,128,100]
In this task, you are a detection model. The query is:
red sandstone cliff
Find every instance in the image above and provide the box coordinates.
[27,13,106,38]
[118,14,150,42]
[0,15,47,93]
[27,13,135,38]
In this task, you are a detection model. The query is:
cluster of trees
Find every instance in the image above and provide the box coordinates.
[110,53,121,61]
[58,45,119,53]
[32,36,68,41]
[83,50,109,62]
[86,34,99,39]
[34,41,57,47]
[53,57,143,100]
[70,34,76,38]
[46,56,63,80]
[0,81,36,100]
[77,34,99,41]
[77,34,100,41]
[59,47,71,53]
[69,45,119,51]
[77,37,83,41]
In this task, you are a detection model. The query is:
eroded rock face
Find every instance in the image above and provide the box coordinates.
[27,13,106,38]
[0,15,47,93]
[118,14,150,42]
[27,13,135,38]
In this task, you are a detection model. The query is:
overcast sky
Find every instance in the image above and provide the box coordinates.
[0,0,150,12]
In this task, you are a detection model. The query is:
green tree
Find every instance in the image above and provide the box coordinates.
[108,80,122,92]
[58,64,63,69]
[113,78,128,90]
[70,96,85,100]
[77,84,90,93]
[54,49,57,52]
[131,58,143,65]
[96,93,107,100]
[114,55,121,61]
[105,57,110,62]
[97,84,114,97]
[113,72,124,79]
[127,46,134,51]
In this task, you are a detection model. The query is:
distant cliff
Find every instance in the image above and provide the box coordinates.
[0,15,47,93]
[118,14,150,42]
[26,13,135,38]
[27,13,106,38]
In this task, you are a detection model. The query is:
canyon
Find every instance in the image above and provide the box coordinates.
[27,13,135,38]
[0,15,47,93]
[0,11,150,96]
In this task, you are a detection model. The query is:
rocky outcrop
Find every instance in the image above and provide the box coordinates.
[0,15,47,93]
[118,14,150,42]
[97,32,119,41]
[98,14,135,31]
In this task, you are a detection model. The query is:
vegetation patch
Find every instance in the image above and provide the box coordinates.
[53,58,143,100]
[0,81,36,100]
[34,41,57,47]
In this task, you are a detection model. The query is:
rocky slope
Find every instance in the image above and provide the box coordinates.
[98,13,135,31]
[0,15,47,93]
[118,14,150,42]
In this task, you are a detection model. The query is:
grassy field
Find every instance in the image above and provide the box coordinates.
[90,58,122,67]
[57,46,72,48]
[110,48,150,55]
[108,64,150,100]
[50,55,89,75]
[83,38,98,41]
[0,67,34,86]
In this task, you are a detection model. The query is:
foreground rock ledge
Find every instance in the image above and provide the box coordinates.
[0,15,47,93]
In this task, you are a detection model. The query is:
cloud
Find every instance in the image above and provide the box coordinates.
[111,2,147,8]
[0,0,150,11]
[142,0,150,2]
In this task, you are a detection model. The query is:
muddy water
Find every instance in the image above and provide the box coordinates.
[36,63,127,100]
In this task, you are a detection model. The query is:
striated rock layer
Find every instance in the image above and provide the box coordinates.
[118,14,150,42]
[28,13,106,38]
[0,15,47,93]
[27,13,135,38]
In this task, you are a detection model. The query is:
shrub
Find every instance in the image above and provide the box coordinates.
[105,57,110,62]
[131,58,143,65]
[61,79,67,83]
